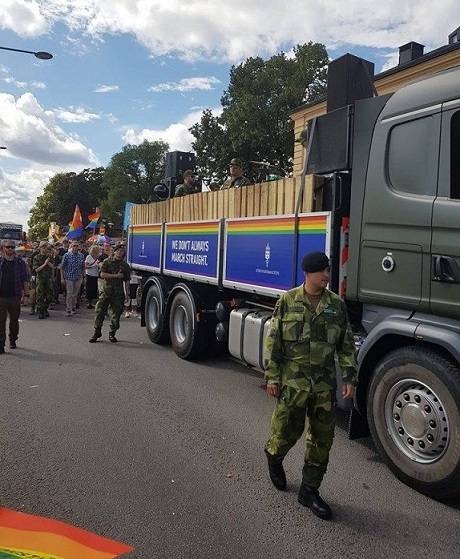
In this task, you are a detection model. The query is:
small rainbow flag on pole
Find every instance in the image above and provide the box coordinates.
[0,507,133,558]
[86,208,101,231]
[66,204,83,239]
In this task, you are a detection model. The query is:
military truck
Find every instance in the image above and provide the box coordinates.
[128,57,460,500]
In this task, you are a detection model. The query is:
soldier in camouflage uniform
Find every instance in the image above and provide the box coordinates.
[89,244,130,343]
[174,170,197,198]
[32,241,54,319]
[220,158,251,189]
[264,251,357,520]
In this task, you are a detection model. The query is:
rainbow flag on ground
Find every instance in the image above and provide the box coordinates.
[0,507,133,558]
[86,208,101,230]
[66,205,83,239]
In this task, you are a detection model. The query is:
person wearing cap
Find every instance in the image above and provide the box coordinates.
[174,170,197,198]
[89,243,130,343]
[264,251,357,520]
[32,241,54,319]
[220,158,251,190]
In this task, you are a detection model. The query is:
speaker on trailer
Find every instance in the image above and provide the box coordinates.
[165,151,196,180]
[306,105,353,175]
[327,54,375,113]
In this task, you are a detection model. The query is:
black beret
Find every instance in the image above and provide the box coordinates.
[301,251,329,273]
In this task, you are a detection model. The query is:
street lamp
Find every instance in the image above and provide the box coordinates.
[0,46,53,60]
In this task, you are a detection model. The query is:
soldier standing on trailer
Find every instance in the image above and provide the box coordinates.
[174,169,196,198]
[264,251,357,520]
[89,244,130,343]
[220,158,251,189]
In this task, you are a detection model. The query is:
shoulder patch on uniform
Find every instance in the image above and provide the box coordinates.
[323,308,337,315]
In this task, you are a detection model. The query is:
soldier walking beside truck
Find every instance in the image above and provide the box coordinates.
[33,241,54,320]
[264,251,357,520]
[89,244,130,343]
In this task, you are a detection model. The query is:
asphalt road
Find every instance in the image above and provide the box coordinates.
[1,305,459,559]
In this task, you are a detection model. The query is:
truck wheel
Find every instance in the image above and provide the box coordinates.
[367,346,460,500]
[145,283,169,344]
[169,290,206,360]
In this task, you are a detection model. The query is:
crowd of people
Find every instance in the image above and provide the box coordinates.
[0,237,139,354]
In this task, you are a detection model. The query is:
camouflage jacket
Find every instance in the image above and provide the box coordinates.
[264,285,358,392]
[33,253,53,281]
[100,258,130,297]
[220,176,251,190]
[175,183,195,197]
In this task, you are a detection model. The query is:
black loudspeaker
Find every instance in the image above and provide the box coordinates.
[165,151,196,180]
[306,105,353,175]
[327,54,374,113]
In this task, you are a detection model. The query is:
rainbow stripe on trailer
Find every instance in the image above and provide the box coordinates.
[128,223,162,271]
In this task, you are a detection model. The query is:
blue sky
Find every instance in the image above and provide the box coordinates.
[0,0,458,228]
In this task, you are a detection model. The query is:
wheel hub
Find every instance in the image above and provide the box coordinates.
[385,380,450,463]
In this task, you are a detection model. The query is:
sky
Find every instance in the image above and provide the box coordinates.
[0,0,459,229]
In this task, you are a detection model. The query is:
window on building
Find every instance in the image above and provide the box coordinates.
[451,111,460,199]
[387,115,438,197]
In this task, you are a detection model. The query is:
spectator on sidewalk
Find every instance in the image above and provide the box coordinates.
[0,239,29,353]
[61,240,85,317]
[85,245,100,309]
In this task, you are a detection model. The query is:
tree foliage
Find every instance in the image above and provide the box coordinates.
[101,140,168,228]
[28,167,106,241]
[191,42,328,181]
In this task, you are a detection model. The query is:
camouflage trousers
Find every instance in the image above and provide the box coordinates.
[94,293,124,333]
[265,386,336,488]
[36,277,53,313]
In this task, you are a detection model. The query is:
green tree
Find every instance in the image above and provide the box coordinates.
[28,167,106,241]
[101,140,168,228]
[190,42,328,181]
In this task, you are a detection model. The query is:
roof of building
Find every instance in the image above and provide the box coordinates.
[290,38,460,116]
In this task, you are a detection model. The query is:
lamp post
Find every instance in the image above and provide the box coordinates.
[0,46,53,60]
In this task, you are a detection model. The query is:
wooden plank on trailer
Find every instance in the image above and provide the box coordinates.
[253,183,261,216]
[212,191,218,219]
[302,175,314,213]
[284,177,295,213]
[246,184,254,217]
[268,180,278,215]
[222,188,229,218]
[233,186,241,217]
[276,179,285,215]
[228,188,235,218]
[260,182,269,216]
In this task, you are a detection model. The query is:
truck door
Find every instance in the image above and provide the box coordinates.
[359,108,440,309]
[430,102,460,318]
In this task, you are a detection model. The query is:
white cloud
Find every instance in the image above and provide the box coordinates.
[0,166,55,228]
[0,0,49,37]
[0,92,98,166]
[4,76,46,89]
[3,1,458,62]
[122,107,222,152]
[380,51,400,72]
[52,106,101,123]
[149,77,221,93]
[94,84,119,93]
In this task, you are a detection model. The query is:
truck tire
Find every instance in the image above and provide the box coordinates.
[169,290,206,360]
[145,283,169,344]
[367,346,460,500]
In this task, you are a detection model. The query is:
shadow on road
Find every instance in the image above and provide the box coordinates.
[10,347,101,367]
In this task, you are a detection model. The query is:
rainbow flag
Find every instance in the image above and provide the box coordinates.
[86,208,101,230]
[66,205,83,239]
[0,507,133,558]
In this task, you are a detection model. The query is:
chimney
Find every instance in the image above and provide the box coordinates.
[398,41,425,65]
[449,27,460,44]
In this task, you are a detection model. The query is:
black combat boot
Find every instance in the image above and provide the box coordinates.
[298,484,332,520]
[89,328,102,343]
[44,310,50,318]
[9,339,16,349]
[265,450,287,490]
[109,331,118,343]
[0,346,4,355]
